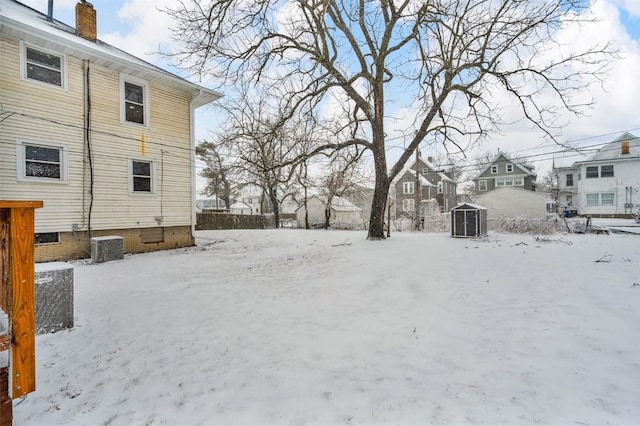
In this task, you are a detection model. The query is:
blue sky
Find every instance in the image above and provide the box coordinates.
[19,0,640,179]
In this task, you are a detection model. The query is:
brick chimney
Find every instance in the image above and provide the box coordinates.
[75,1,97,42]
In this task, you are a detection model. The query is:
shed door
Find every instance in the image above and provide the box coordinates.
[454,210,466,236]
[464,210,477,237]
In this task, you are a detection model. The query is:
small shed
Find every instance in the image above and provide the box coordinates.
[451,203,487,238]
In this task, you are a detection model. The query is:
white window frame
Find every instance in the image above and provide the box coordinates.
[478,180,487,191]
[585,192,614,206]
[586,166,599,179]
[506,164,513,173]
[566,173,573,187]
[129,158,155,194]
[600,192,615,206]
[20,42,67,90]
[402,199,415,212]
[120,74,150,127]
[491,165,498,174]
[402,181,414,194]
[437,181,443,194]
[16,139,68,183]
[496,176,524,187]
[600,165,614,178]
[586,193,599,206]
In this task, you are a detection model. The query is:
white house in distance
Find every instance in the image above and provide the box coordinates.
[296,195,364,229]
[0,0,222,261]
[475,187,547,221]
[554,132,640,217]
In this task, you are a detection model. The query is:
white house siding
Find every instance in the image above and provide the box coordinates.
[0,36,86,232]
[0,35,193,233]
[296,197,326,227]
[475,187,546,220]
[576,161,640,215]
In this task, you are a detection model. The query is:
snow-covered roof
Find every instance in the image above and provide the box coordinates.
[0,0,222,107]
[299,195,362,212]
[230,202,251,210]
[583,132,640,162]
[453,202,487,210]
[392,155,453,185]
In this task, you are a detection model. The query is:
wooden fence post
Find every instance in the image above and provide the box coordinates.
[0,200,43,425]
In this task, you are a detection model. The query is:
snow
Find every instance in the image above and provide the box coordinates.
[15,229,640,425]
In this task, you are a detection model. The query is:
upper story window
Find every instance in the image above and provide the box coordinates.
[491,165,498,174]
[478,180,487,191]
[403,181,414,194]
[586,165,614,179]
[600,165,614,178]
[496,176,523,187]
[16,139,68,182]
[130,159,154,193]
[120,75,149,126]
[566,174,573,186]
[437,181,443,194]
[506,164,513,173]
[21,43,65,88]
[586,166,599,178]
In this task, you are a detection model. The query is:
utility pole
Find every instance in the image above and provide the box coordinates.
[414,148,421,231]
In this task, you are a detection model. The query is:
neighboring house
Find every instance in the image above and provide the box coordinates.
[229,202,252,215]
[196,198,227,212]
[554,132,640,217]
[0,0,222,261]
[393,155,457,218]
[475,187,547,220]
[296,195,364,229]
[554,165,578,211]
[474,152,537,193]
[237,184,263,215]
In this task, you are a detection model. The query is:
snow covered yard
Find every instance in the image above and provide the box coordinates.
[15,230,640,425]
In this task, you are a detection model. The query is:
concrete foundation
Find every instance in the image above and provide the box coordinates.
[91,236,124,263]
[35,262,74,335]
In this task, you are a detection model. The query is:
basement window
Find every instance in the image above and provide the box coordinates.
[35,232,60,245]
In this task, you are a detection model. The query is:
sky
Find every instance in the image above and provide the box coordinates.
[18,0,640,186]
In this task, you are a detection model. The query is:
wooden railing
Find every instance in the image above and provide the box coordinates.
[0,200,43,425]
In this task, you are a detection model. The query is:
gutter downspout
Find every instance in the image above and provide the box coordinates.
[189,90,204,243]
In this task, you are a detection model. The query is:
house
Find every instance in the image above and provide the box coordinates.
[229,202,252,215]
[475,187,547,220]
[296,195,364,229]
[392,155,457,218]
[0,0,222,261]
[474,152,537,193]
[554,132,640,217]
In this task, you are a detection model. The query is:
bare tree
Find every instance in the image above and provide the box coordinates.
[216,88,322,227]
[319,149,367,229]
[196,141,237,209]
[167,0,614,239]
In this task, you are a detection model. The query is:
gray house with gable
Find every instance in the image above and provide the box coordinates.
[473,152,537,193]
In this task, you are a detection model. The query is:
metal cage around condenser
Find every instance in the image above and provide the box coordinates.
[451,203,487,238]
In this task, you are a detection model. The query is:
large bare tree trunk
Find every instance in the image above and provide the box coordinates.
[367,138,389,240]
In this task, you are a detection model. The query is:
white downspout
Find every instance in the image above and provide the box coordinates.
[189,90,203,242]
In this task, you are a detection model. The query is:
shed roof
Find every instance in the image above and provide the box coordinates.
[452,202,487,210]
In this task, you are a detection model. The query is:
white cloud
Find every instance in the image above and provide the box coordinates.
[100,0,178,66]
